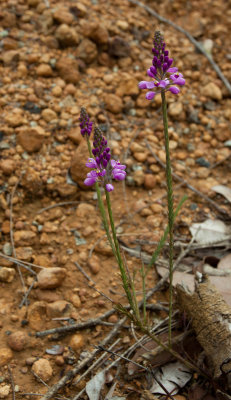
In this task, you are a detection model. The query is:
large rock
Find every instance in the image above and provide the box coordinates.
[55,24,79,47]
[56,57,80,83]
[37,267,66,289]
[17,126,45,152]
[69,141,91,188]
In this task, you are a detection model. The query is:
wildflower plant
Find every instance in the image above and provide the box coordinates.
[139,31,186,345]
[79,30,187,350]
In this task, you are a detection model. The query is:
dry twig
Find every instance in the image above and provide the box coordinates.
[36,201,80,214]
[7,365,15,400]
[35,309,118,338]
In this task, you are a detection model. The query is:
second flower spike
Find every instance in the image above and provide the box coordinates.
[84,126,126,191]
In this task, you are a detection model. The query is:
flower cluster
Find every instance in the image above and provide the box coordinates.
[138,31,185,100]
[79,107,93,137]
[84,126,126,192]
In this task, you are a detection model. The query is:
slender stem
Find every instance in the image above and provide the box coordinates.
[161,90,174,347]
[140,261,147,325]
[147,195,187,271]
[105,190,134,311]
[86,136,117,260]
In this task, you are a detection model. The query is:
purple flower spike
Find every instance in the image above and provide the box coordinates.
[82,119,127,191]
[79,108,93,137]
[138,31,185,101]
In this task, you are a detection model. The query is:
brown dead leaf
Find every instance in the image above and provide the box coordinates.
[217,253,231,271]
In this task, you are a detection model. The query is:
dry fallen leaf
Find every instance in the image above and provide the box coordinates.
[189,219,231,245]
[86,370,105,400]
[211,185,231,203]
[150,361,192,395]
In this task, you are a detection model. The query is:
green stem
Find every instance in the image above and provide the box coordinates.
[105,190,134,311]
[147,195,187,271]
[86,136,117,260]
[161,90,174,348]
[140,261,147,325]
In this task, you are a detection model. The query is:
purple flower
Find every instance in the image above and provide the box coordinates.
[138,31,185,100]
[79,107,93,137]
[83,125,126,192]
[105,183,114,192]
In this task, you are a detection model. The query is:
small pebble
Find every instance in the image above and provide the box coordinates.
[0,348,13,367]
[87,255,100,274]
[32,358,53,382]
[0,385,10,399]
[7,331,27,351]
[69,334,85,351]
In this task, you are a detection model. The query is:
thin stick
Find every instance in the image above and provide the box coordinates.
[39,317,127,400]
[127,0,231,94]
[145,140,229,217]
[19,279,36,308]
[36,201,80,214]
[0,253,38,275]
[8,365,15,400]
[74,261,114,303]
[36,309,118,337]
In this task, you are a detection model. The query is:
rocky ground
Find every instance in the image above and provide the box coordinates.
[0,0,231,398]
